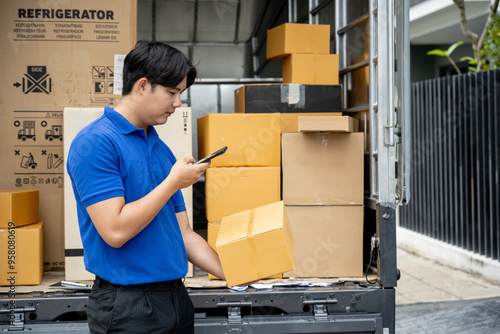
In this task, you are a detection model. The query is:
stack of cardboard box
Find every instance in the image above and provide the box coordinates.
[199,23,364,281]
[0,189,43,286]
[197,113,283,280]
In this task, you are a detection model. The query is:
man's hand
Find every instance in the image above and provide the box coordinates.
[169,156,209,189]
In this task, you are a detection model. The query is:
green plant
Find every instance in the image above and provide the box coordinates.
[480,14,500,70]
[427,41,464,75]
[460,54,477,72]
[453,0,499,72]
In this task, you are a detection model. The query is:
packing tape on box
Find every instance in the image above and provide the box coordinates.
[246,209,255,237]
[281,84,305,108]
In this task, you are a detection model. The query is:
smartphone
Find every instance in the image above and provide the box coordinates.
[193,146,228,165]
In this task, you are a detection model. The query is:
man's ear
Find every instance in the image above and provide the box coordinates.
[135,78,150,95]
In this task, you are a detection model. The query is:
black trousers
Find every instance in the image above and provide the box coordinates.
[87,276,194,334]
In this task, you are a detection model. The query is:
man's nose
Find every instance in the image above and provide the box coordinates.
[173,94,182,108]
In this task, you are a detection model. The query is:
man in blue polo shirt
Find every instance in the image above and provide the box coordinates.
[67,41,226,333]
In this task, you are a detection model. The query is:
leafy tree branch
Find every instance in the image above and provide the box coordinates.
[453,0,500,71]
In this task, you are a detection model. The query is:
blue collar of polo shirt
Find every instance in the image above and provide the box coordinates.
[104,106,139,135]
[104,107,159,144]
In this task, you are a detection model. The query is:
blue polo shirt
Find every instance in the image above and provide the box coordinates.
[66,106,187,285]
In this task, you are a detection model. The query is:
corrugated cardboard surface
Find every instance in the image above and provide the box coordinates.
[282,54,339,85]
[216,201,295,287]
[205,167,281,223]
[279,112,342,133]
[0,221,44,286]
[63,107,195,280]
[282,132,364,205]
[298,116,359,133]
[266,23,330,60]
[284,206,364,278]
[197,113,281,167]
[0,0,137,271]
[0,189,39,228]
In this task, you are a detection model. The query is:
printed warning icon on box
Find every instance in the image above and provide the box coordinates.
[21,66,52,94]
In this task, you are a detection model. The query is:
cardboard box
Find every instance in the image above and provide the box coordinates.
[298,116,359,133]
[216,201,295,287]
[205,167,281,223]
[197,114,281,167]
[207,221,282,281]
[282,132,364,205]
[0,221,44,286]
[284,206,363,278]
[279,113,342,133]
[0,189,39,228]
[63,107,194,280]
[266,23,330,59]
[0,0,137,271]
[234,84,342,114]
[283,54,339,85]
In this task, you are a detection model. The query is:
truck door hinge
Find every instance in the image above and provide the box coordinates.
[384,125,400,146]
[303,297,338,321]
[217,301,252,324]
[0,305,36,331]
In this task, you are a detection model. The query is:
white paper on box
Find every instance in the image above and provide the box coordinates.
[113,54,126,95]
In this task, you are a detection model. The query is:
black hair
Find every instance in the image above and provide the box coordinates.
[121,41,197,96]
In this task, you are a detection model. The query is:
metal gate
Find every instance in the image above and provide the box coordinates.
[401,70,500,261]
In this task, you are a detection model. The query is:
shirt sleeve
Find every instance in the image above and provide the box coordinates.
[172,189,186,213]
[67,130,124,207]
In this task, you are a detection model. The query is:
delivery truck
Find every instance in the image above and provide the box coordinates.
[0,0,410,332]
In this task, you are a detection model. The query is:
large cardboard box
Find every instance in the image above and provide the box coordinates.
[205,167,281,223]
[282,54,339,85]
[0,221,44,286]
[0,0,137,271]
[0,189,39,228]
[216,201,295,287]
[266,23,330,60]
[284,206,364,278]
[197,114,281,167]
[63,107,194,280]
[282,132,364,205]
[298,116,359,133]
[234,84,342,114]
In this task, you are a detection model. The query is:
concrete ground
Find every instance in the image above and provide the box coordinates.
[395,247,500,333]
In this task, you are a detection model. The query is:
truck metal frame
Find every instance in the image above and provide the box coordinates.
[0,0,410,332]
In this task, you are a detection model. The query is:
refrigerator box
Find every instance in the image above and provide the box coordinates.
[266,23,330,60]
[282,132,364,205]
[0,221,44,286]
[0,0,137,271]
[282,54,339,85]
[0,189,39,228]
[63,107,194,280]
[197,114,281,167]
[215,201,295,287]
[298,115,359,133]
[205,167,281,223]
[284,206,364,278]
[234,84,342,114]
